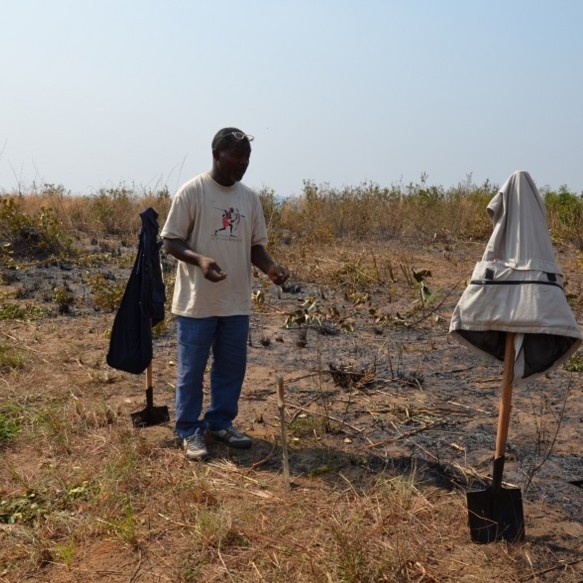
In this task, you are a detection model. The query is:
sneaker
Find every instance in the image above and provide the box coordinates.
[208,426,252,449]
[183,429,209,461]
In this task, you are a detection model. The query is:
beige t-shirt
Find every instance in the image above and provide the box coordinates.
[161,172,268,318]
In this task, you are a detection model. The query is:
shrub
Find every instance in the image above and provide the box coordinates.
[87,272,125,311]
[544,186,583,248]
[0,197,74,259]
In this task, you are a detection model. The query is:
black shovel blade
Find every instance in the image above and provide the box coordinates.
[131,387,170,427]
[467,484,525,543]
[131,405,169,427]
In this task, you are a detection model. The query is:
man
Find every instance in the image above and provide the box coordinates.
[161,127,289,460]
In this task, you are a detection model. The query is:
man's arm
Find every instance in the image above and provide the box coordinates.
[251,244,289,286]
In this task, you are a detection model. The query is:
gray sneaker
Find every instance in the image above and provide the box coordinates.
[208,426,252,449]
[183,429,208,461]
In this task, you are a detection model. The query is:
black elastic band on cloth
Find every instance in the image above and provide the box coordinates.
[469,280,564,290]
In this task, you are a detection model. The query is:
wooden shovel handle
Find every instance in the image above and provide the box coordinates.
[495,332,516,459]
[146,362,153,389]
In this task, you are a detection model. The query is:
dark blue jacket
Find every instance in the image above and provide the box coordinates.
[106,207,166,374]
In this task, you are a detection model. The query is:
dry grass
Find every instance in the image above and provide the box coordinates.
[2,178,582,251]
[1,183,583,582]
[0,387,538,582]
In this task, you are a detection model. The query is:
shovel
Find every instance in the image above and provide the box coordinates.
[131,362,170,427]
[467,332,525,543]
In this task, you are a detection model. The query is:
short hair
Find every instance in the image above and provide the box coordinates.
[212,127,253,151]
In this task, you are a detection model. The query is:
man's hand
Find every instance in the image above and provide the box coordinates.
[250,245,289,286]
[164,238,226,281]
[267,264,289,286]
[198,256,227,282]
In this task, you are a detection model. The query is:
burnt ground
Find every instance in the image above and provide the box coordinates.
[1,238,582,581]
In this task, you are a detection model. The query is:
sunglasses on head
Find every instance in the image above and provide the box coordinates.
[229,131,254,142]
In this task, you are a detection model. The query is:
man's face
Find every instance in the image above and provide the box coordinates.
[213,141,251,186]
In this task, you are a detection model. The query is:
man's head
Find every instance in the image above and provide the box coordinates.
[212,127,254,151]
[211,127,254,187]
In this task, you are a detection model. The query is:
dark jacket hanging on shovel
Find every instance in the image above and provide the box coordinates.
[106,207,166,374]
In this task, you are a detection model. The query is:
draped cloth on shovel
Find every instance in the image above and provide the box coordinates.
[449,171,581,384]
[106,207,166,374]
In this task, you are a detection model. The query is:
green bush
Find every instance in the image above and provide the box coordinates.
[87,271,125,311]
[544,186,583,247]
[0,341,26,371]
[0,409,21,442]
[89,187,140,236]
[0,197,73,259]
[276,177,498,243]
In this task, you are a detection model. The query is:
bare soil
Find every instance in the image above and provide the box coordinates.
[1,238,582,582]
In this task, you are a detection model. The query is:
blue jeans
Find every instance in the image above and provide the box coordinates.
[175,315,249,439]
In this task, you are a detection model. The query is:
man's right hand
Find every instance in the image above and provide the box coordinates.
[163,239,226,282]
[198,256,227,282]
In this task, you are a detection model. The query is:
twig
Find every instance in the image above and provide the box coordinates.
[156,513,196,530]
[407,276,465,327]
[449,461,494,485]
[283,370,327,384]
[276,375,290,488]
[365,419,449,449]
[285,402,365,433]
[520,557,583,581]
[0,330,18,341]
[128,549,142,583]
[0,329,51,364]
[217,548,235,583]
[247,442,277,472]
[523,376,572,494]
[434,366,475,375]
[447,400,489,414]
[288,393,322,424]
[251,561,267,582]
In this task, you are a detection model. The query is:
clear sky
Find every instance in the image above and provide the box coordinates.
[2,0,582,197]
